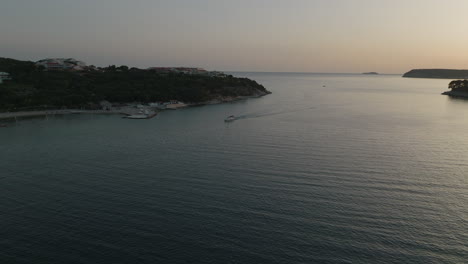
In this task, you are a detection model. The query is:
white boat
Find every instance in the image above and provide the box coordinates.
[124,109,151,119]
[125,114,148,119]
[224,115,236,122]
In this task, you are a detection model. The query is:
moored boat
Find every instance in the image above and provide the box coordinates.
[124,114,149,119]
[124,109,153,119]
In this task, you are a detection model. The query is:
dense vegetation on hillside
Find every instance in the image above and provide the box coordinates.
[0,58,269,111]
[448,80,468,91]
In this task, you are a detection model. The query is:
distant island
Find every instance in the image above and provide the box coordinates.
[403,69,468,79]
[0,58,270,116]
[362,72,379,75]
[442,79,468,98]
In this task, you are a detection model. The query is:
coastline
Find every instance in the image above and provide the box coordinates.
[194,91,270,105]
[0,109,137,121]
[0,92,270,121]
[441,90,468,98]
[403,69,468,79]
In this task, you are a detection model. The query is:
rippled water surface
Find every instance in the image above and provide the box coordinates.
[1,73,467,263]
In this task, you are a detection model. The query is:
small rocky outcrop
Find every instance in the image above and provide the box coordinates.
[442,79,468,98]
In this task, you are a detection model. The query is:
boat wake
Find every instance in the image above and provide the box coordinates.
[234,106,316,121]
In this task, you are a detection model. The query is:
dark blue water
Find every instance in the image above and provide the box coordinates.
[1,73,467,263]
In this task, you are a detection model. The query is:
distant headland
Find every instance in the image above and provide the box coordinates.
[0,57,270,119]
[362,72,379,75]
[403,69,468,79]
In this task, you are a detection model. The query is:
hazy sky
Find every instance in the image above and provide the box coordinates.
[1,0,468,73]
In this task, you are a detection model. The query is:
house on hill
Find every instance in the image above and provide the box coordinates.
[99,100,112,110]
[36,58,86,71]
[0,72,11,84]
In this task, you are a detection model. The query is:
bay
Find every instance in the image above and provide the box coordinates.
[0,73,466,263]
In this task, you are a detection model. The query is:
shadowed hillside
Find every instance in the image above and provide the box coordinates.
[403,69,468,79]
[0,58,270,111]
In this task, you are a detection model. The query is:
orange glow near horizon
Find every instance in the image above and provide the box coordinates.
[1,0,468,73]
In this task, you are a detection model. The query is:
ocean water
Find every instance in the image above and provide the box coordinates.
[0,73,466,264]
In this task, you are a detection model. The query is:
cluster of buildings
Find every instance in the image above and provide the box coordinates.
[147,67,226,77]
[148,100,187,110]
[148,67,208,74]
[98,100,187,111]
[33,58,227,77]
[36,58,87,71]
[0,72,11,84]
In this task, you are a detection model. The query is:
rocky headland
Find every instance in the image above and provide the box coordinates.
[0,57,270,115]
[442,79,468,98]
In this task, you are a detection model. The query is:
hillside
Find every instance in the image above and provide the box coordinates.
[403,69,468,79]
[0,58,270,111]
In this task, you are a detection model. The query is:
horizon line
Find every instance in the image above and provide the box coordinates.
[224,71,403,75]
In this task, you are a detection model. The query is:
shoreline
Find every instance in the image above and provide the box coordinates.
[441,90,468,99]
[193,92,270,106]
[0,92,270,121]
[0,109,123,120]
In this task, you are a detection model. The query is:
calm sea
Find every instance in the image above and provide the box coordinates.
[0,73,466,263]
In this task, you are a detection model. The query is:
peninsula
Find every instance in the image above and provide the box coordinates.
[0,58,270,116]
[442,79,468,98]
[403,69,468,79]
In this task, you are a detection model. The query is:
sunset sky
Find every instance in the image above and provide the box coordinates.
[1,0,468,73]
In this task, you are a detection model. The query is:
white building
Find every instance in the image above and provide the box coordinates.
[99,100,112,110]
[36,58,86,71]
[165,100,187,110]
[0,72,11,84]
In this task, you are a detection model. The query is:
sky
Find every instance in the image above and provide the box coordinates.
[1,0,468,73]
